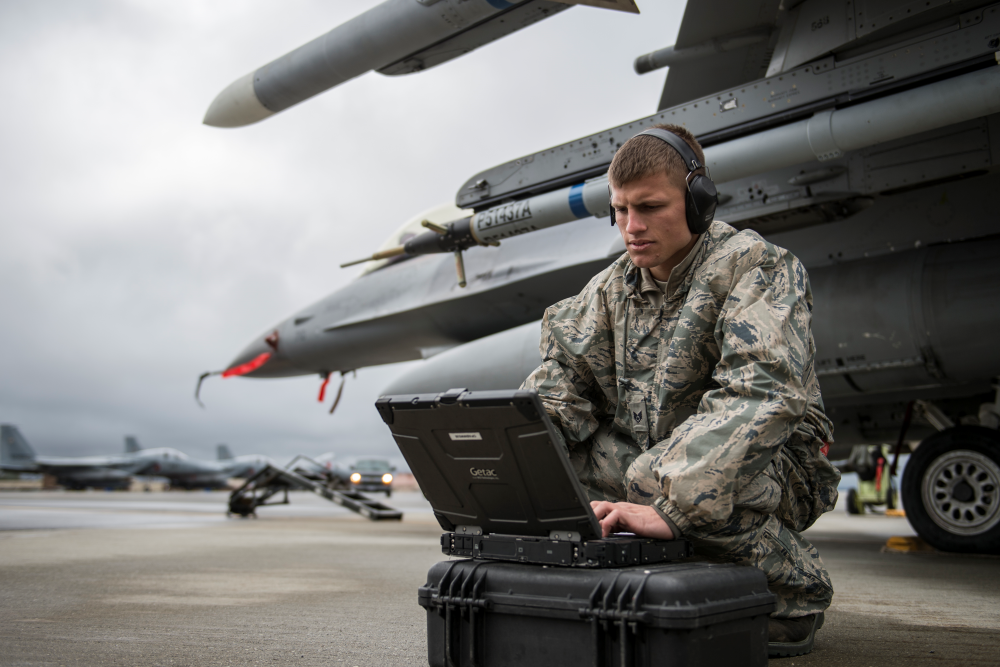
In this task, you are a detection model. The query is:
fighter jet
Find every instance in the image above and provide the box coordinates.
[201,0,1000,554]
[0,426,243,491]
[119,437,233,490]
[216,444,274,479]
[1,425,139,490]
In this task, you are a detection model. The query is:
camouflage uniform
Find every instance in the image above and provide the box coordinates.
[522,221,841,618]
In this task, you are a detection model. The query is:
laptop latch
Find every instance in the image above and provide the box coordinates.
[549,531,581,542]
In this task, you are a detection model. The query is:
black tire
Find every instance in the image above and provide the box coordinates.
[846,488,862,515]
[902,426,1000,554]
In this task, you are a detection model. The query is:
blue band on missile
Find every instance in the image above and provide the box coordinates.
[568,184,589,219]
[484,0,515,8]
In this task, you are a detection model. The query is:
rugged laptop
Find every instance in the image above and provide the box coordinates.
[375,388,691,568]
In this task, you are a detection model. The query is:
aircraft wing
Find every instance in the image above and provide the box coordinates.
[656,0,782,110]
[33,454,138,472]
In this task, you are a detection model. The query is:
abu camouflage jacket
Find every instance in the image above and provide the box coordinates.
[522,221,839,534]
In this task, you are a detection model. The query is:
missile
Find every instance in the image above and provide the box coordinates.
[338,179,610,286]
[342,65,1000,279]
[204,0,572,128]
[203,0,645,128]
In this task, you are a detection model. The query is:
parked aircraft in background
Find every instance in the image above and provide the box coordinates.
[1,425,138,490]
[216,444,274,479]
[0,426,255,490]
[201,0,1000,554]
[118,437,231,489]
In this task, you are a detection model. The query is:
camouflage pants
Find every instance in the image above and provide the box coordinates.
[570,423,834,618]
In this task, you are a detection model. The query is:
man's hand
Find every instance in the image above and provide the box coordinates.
[590,501,675,539]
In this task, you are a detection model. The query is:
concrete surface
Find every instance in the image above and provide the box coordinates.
[0,490,998,666]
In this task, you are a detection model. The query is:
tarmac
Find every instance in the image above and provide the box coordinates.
[1,490,998,666]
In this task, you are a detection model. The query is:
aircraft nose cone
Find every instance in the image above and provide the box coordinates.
[203,72,274,128]
[226,333,300,378]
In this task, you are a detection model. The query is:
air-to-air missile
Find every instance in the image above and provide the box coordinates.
[202,0,1000,554]
[204,0,637,128]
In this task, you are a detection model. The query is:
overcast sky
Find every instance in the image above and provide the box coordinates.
[0,0,685,467]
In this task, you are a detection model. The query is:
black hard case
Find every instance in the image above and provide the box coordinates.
[419,559,775,667]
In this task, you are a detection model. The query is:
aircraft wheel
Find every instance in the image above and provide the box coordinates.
[902,426,1000,554]
[846,488,862,515]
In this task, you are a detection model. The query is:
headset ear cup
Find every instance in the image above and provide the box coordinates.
[685,190,702,234]
[685,175,717,234]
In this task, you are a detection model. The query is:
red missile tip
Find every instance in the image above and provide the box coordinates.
[222,352,272,378]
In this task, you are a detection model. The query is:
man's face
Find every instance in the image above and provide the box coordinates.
[610,171,696,282]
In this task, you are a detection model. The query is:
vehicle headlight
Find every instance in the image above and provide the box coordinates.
[350,472,361,483]
[382,473,393,484]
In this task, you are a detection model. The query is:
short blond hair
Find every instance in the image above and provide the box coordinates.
[608,123,706,189]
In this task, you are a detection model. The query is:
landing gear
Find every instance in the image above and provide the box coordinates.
[902,426,1000,554]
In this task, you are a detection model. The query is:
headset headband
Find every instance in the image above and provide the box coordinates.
[636,128,705,175]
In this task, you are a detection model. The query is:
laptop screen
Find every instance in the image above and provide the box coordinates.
[376,389,602,540]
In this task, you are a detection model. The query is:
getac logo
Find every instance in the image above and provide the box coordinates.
[470,467,499,479]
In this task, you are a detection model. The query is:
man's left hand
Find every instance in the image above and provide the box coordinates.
[590,501,675,539]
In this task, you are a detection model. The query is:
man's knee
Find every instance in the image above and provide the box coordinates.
[685,511,833,618]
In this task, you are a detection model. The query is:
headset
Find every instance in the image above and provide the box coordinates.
[608,128,718,235]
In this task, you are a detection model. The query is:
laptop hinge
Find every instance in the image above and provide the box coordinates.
[456,525,483,536]
[549,531,581,542]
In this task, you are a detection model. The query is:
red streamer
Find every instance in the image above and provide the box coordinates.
[221,352,271,378]
[318,374,331,402]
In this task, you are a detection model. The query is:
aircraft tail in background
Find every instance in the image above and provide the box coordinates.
[124,436,141,453]
[217,444,233,461]
[1,425,39,471]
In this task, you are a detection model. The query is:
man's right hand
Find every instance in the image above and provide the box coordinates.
[591,501,674,539]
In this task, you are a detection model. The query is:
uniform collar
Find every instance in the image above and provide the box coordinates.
[625,232,709,302]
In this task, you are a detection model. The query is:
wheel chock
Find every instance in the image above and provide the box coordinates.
[883,536,936,553]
